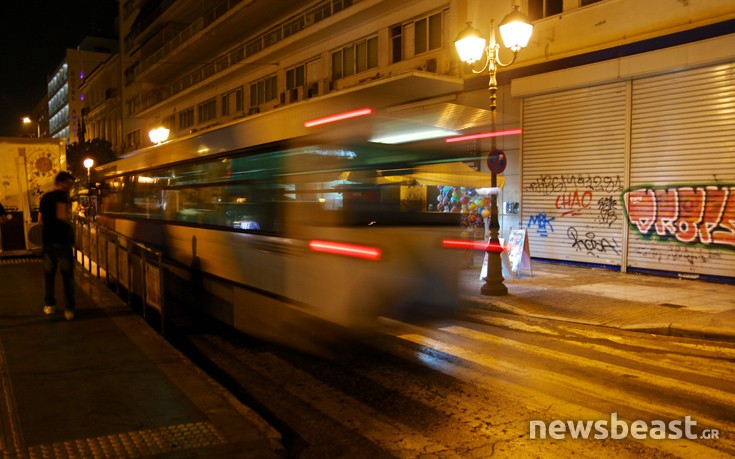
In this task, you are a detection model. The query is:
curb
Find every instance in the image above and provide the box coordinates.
[465,298,735,343]
[620,323,735,343]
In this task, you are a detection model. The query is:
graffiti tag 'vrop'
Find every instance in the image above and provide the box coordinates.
[624,185,735,250]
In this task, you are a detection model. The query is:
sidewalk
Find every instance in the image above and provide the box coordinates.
[0,258,282,458]
[460,260,735,342]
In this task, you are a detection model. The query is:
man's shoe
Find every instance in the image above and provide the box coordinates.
[43,305,55,315]
[64,310,74,321]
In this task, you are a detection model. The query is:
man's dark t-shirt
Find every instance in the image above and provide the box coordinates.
[40,190,73,246]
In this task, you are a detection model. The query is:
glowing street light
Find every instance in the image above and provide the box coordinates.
[454,5,533,296]
[22,116,40,137]
[149,127,170,145]
[83,158,94,186]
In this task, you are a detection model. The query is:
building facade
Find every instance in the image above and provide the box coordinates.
[114,0,734,281]
[47,38,117,144]
[509,0,735,281]
[79,54,123,153]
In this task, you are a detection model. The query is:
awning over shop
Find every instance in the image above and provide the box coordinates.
[377,163,502,189]
[400,162,503,189]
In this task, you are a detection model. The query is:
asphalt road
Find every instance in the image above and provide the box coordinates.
[171,307,735,458]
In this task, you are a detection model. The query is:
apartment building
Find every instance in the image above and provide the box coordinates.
[79,54,123,153]
[114,0,734,280]
[47,37,117,143]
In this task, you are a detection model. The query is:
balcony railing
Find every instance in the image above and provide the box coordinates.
[124,0,178,53]
[133,0,358,114]
[134,0,247,81]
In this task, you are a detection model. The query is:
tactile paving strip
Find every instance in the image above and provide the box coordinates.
[1,421,226,459]
[0,258,41,265]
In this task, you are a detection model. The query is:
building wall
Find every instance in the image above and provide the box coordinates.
[121,0,466,148]
[111,0,735,279]
[510,3,735,280]
[48,48,114,144]
[80,54,123,153]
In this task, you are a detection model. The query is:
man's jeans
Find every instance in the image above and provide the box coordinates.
[43,244,75,311]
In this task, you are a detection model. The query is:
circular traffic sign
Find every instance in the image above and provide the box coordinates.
[487,150,507,174]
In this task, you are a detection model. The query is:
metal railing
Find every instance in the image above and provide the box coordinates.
[73,217,167,335]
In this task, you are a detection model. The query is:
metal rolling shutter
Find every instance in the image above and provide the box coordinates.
[627,62,735,278]
[522,82,627,266]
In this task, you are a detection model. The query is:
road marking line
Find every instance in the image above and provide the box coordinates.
[396,332,735,445]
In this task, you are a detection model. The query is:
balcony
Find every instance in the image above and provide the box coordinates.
[133,0,360,113]
[133,0,246,81]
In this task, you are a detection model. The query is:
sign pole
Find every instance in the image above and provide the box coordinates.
[482,149,508,295]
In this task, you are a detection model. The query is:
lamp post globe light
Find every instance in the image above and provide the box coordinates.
[454,5,533,296]
[83,158,95,214]
[84,157,94,188]
[149,127,170,145]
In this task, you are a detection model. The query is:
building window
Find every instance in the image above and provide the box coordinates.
[163,115,175,130]
[249,75,277,107]
[528,0,563,20]
[391,26,403,63]
[581,0,603,5]
[222,87,244,116]
[179,107,194,130]
[331,36,378,80]
[391,11,444,63]
[414,12,442,55]
[198,98,217,124]
[286,64,306,91]
[126,129,140,150]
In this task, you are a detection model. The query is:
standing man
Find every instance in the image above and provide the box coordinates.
[40,172,76,320]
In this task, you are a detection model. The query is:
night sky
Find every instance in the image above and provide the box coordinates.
[0,1,118,137]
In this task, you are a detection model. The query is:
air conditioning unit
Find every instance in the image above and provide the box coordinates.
[306,81,319,99]
[288,86,304,103]
[26,222,43,252]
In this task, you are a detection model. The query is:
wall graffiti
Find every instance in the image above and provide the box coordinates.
[524,174,624,196]
[635,245,723,266]
[555,190,593,217]
[527,213,555,237]
[596,196,618,227]
[624,185,735,250]
[567,226,620,257]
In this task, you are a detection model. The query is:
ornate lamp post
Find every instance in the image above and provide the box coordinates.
[454,5,533,295]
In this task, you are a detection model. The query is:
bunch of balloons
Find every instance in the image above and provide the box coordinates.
[435,186,491,239]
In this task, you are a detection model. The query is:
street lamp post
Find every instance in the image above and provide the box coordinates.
[83,158,94,212]
[454,5,533,296]
[84,158,94,190]
[22,116,40,137]
[84,158,94,183]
